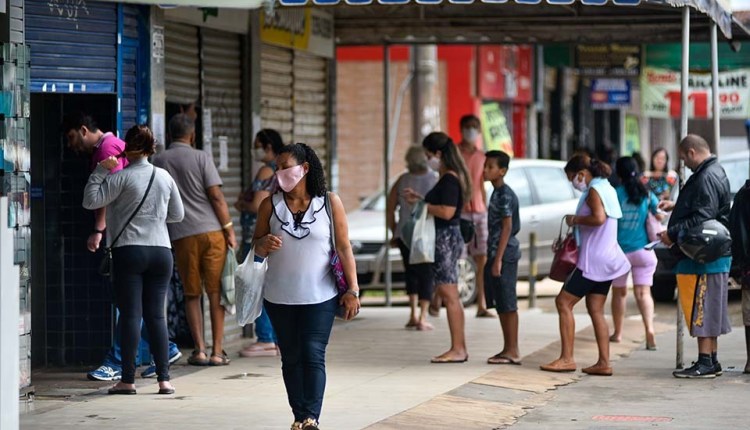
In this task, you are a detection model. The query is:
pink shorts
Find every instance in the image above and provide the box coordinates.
[612,249,658,288]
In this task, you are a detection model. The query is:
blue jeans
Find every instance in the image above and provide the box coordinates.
[264,296,337,422]
[255,306,277,343]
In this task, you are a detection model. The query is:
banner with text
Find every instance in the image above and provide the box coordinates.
[641,67,750,119]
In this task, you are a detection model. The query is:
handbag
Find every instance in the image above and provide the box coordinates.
[324,192,349,296]
[220,248,237,315]
[550,216,578,282]
[646,212,665,242]
[409,201,436,265]
[235,247,266,326]
[459,199,476,244]
[98,167,156,279]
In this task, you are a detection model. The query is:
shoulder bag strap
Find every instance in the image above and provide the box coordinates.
[109,167,156,249]
[325,192,336,252]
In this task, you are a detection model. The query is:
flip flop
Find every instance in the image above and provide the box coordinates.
[487,353,522,365]
[209,350,231,366]
[475,310,496,318]
[609,335,621,343]
[430,355,468,364]
[108,387,136,395]
[646,344,658,351]
[428,305,440,317]
[540,362,577,372]
[416,321,434,331]
[405,321,419,329]
[582,365,613,376]
[187,349,210,366]
[158,387,175,395]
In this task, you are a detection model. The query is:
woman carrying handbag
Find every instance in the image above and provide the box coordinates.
[540,155,630,376]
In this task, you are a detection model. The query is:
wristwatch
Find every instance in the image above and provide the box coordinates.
[345,289,360,298]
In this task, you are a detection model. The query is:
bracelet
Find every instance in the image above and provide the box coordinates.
[222,221,233,230]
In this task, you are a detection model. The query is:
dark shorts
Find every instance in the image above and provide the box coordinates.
[563,268,612,298]
[433,225,463,285]
[484,258,518,313]
[397,239,434,301]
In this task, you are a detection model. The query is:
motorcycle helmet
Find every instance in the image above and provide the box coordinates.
[678,219,732,264]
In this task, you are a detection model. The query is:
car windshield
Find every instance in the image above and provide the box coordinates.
[722,158,749,196]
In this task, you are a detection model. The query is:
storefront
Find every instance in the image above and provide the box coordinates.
[26,1,150,367]
[163,7,247,344]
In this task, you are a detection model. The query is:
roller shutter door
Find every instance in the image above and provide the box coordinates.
[260,44,293,144]
[121,4,143,131]
[26,0,117,93]
[292,51,328,168]
[165,22,199,105]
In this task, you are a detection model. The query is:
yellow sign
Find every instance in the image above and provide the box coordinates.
[260,9,333,58]
[480,103,513,156]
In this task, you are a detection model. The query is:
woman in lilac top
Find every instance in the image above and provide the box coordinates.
[541,155,630,377]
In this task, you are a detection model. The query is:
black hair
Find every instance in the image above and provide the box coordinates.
[61,112,99,134]
[459,114,481,129]
[485,150,510,170]
[256,128,284,155]
[278,143,327,197]
[650,147,670,173]
[632,151,646,173]
[124,125,157,157]
[169,113,195,141]
[564,154,612,179]
[616,156,648,205]
[422,132,472,202]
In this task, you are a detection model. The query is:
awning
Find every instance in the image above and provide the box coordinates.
[110,0,264,7]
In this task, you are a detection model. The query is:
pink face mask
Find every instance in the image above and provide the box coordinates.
[277,165,306,193]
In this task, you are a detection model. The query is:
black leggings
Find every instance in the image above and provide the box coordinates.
[112,246,173,383]
[397,239,435,301]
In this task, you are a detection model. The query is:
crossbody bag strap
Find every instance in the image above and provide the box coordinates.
[109,167,156,249]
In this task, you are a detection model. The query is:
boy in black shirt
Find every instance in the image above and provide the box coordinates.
[483,151,522,365]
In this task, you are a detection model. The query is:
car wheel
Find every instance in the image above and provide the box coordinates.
[457,257,478,307]
[652,275,677,302]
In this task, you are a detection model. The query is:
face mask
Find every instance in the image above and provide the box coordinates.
[462,128,479,143]
[276,165,306,193]
[254,147,267,161]
[572,174,588,192]
[426,157,441,171]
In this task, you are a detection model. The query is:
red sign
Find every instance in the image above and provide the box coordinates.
[477,45,534,104]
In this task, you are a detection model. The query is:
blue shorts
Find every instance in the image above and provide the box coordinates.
[484,258,518,313]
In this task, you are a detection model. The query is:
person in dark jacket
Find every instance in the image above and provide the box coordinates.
[658,134,732,379]
[729,179,750,374]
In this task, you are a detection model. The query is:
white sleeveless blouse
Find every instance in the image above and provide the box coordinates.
[263,193,338,305]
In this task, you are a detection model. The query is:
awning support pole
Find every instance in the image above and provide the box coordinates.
[711,23,720,154]
[383,44,392,307]
[676,5,690,371]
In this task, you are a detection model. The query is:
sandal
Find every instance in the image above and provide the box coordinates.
[187,349,209,366]
[209,350,231,366]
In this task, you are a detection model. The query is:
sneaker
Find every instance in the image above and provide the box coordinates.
[141,347,183,378]
[714,361,723,376]
[87,365,122,381]
[673,362,717,379]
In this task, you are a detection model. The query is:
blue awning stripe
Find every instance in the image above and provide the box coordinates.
[280,0,642,5]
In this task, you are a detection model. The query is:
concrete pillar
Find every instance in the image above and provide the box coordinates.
[411,45,440,145]
[0,197,20,430]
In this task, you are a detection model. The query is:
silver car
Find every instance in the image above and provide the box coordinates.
[347,159,579,305]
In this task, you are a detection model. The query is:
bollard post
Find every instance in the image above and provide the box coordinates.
[528,232,537,309]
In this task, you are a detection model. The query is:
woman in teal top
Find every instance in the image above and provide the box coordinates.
[610,157,663,350]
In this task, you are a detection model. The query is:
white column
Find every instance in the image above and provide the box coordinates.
[711,23,721,155]
[0,197,20,430]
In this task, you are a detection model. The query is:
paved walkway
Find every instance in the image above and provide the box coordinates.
[20,296,750,430]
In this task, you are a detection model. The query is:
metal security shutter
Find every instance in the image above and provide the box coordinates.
[261,44,293,144]
[202,28,244,344]
[293,51,329,167]
[165,22,199,105]
[121,4,142,132]
[26,0,117,93]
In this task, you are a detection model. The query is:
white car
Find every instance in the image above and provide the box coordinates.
[347,159,580,305]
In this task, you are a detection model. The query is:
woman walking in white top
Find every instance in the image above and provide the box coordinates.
[253,143,360,430]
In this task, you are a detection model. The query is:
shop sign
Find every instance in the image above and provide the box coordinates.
[641,66,750,119]
[576,44,640,77]
[480,102,513,156]
[477,45,533,104]
[260,8,334,58]
[590,78,631,109]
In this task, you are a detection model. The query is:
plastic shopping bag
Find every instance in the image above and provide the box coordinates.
[220,248,237,315]
[235,250,267,327]
[409,201,436,265]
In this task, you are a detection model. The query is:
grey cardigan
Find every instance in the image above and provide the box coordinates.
[83,157,184,249]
